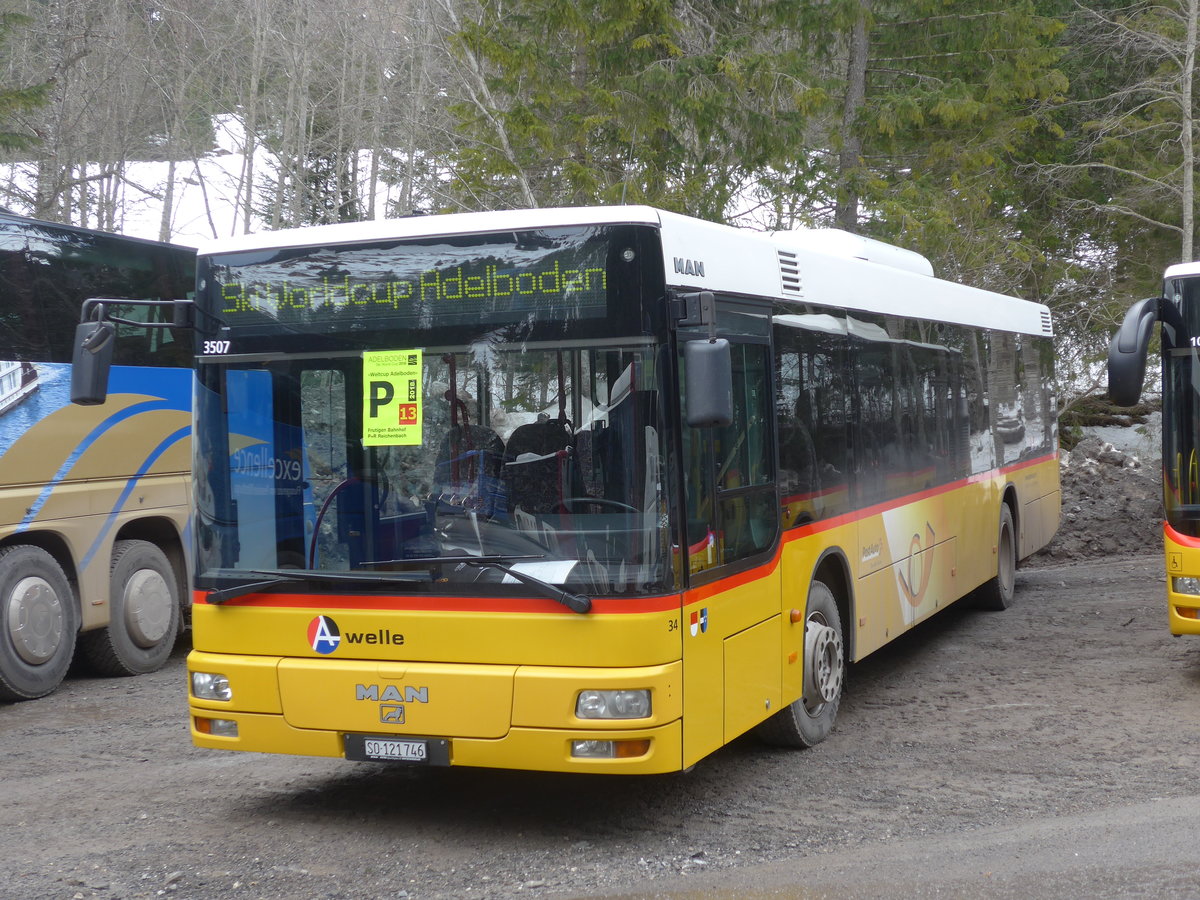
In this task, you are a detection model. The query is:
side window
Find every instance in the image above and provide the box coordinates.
[773,311,850,526]
[682,340,778,575]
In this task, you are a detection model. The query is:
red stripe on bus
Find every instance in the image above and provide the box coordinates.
[787,451,1059,540]
[193,589,681,615]
[1165,521,1199,547]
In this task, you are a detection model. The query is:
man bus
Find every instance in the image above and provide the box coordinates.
[1110,263,1200,635]
[0,212,194,701]
[77,206,1059,772]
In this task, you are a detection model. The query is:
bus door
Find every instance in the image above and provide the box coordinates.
[677,302,782,757]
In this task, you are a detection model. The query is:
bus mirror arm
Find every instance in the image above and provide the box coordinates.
[1108,296,1161,407]
[71,297,196,406]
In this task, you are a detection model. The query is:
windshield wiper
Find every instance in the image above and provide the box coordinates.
[462,560,591,614]
[358,554,544,568]
[204,569,431,605]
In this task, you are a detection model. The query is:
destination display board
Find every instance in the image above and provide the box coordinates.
[206,227,613,332]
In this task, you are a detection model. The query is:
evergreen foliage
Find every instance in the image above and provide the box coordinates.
[0,0,1196,408]
[0,13,49,152]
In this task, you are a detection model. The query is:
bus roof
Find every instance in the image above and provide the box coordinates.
[1165,261,1200,280]
[199,206,1053,337]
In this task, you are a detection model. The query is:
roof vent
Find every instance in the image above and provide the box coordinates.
[778,250,802,296]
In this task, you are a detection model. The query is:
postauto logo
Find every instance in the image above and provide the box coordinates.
[308,615,341,654]
[307,615,407,654]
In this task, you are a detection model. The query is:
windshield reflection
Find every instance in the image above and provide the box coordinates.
[197,342,672,597]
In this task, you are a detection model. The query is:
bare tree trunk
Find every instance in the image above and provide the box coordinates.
[835,0,870,233]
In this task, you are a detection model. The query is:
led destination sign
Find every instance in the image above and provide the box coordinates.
[209,228,613,331]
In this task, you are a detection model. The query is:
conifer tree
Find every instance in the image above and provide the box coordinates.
[0,13,50,153]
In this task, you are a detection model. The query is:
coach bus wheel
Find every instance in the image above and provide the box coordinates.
[755,579,844,748]
[976,505,1016,611]
[80,540,179,677]
[0,545,78,701]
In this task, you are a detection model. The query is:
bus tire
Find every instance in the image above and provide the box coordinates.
[80,540,179,677]
[756,579,844,748]
[0,545,78,701]
[976,504,1016,611]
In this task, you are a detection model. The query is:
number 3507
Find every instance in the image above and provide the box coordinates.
[202,340,231,355]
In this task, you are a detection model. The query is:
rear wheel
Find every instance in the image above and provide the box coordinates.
[79,540,179,676]
[756,579,844,748]
[976,504,1016,611]
[0,545,78,701]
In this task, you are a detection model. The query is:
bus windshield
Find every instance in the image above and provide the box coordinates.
[1162,274,1200,535]
[194,227,673,598]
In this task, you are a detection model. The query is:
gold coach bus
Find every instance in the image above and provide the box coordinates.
[0,212,194,701]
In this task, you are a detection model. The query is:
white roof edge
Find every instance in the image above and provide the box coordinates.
[198,205,664,256]
[771,228,935,277]
[1165,261,1200,279]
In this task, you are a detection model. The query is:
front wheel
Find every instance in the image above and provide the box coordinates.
[976,504,1016,611]
[756,579,844,748]
[0,545,78,701]
[79,540,179,676]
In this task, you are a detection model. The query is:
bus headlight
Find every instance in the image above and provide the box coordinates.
[1174,577,1200,596]
[191,671,232,701]
[575,689,651,719]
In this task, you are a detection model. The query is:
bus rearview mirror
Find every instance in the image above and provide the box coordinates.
[70,320,116,405]
[1108,296,1160,407]
[684,338,733,428]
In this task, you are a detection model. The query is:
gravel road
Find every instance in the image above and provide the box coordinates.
[6,551,1200,900]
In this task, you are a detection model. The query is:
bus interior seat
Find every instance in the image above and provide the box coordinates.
[504,417,573,515]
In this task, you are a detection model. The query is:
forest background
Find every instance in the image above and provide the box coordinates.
[0,0,1192,411]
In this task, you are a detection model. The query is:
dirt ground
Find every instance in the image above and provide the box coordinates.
[5,430,1199,900]
[1028,431,1163,566]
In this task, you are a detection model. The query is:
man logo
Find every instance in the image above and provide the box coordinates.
[308,615,341,654]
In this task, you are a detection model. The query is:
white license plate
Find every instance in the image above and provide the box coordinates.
[362,738,427,762]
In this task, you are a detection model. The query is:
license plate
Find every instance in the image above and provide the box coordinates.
[362,738,426,761]
[344,734,450,765]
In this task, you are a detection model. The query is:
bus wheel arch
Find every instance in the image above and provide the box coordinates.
[756,552,850,749]
[79,539,180,677]
[0,544,79,701]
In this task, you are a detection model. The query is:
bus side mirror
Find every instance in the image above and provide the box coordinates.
[684,338,733,428]
[70,320,116,405]
[1108,296,1160,407]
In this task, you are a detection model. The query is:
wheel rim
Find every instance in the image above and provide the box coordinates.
[123,568,172,647]
[803,611,843,716]
[6,575,64,665]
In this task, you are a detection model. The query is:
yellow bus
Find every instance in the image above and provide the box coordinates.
[0,212,195,701]
[1110,263,1200,635]
[79,206,1057,772]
